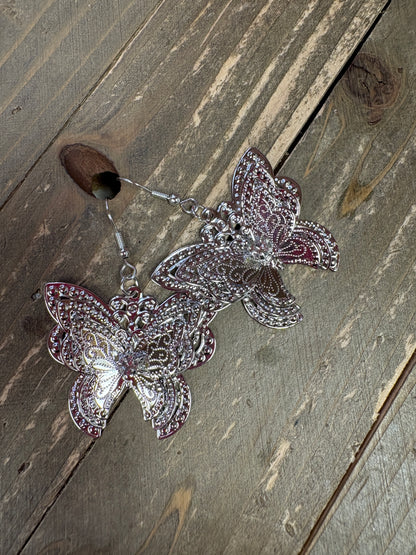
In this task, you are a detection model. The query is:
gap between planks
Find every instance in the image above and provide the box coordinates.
[274,0,392,174]
[15,391,129,555]
[299,347,416,555]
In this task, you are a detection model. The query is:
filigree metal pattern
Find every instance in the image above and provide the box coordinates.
[152,148,339,328]
[44,283,215,438]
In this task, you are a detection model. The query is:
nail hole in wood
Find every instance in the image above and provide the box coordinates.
[60,143,121,199]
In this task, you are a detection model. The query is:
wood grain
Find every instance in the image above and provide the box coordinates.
[310,354,416,554]
[0,0,162,207]
[221,2,416,551]
[0,0,396,553]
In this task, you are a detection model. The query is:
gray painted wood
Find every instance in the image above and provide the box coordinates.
[222,2,416,551]
[0,0,161,207]
[310,369,416,554]
[0,0,398,553]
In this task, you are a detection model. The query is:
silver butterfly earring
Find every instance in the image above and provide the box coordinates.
[44,145,216,439]
[139,147,339,329]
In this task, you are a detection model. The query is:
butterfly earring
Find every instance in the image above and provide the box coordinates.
[151,148,340,328]
[45,144,339,437]
[44,145,216,439]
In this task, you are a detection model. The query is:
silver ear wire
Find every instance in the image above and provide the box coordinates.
[104,174,218,293]
[105,199,129,258]
[105,198,138,294]
[118,177,216,222]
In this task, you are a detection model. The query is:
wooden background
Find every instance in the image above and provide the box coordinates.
[1,0,415,553]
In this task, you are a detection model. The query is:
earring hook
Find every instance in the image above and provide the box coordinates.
[104,199,138,294]
[59,143,216,293]
[118,177,217,222]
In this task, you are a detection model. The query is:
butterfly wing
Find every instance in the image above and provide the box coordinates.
[129,297,192,432]
[188,324,216,369]
[69,370,125,438]
[152,240,260,309]
[130,324,190,437]
[231,147,301,247]
[130,369,191,439]
[45,283,126,371]
[129,292,215,437]
[232,149,339,327]
[149,293,216,369]
[44,283,129,437]
[45,283,116,333]
[242,267,303,328]
[278,220,340,271]
[152,375,191,439]
[47,324,65,364]
[232,149,339,271]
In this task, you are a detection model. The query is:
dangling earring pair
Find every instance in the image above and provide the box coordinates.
[44,145,339,439]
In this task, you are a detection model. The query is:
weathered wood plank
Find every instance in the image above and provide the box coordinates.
[0,0,162,207]
[310,355,416,554]
[0,0,389,553]
[222,1,416,552]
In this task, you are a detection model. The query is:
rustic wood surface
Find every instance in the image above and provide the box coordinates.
[0,0,162,206]
[310,353,416,554]
[2,0,416,553]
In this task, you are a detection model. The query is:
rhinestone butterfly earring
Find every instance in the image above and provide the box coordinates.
[149,148,340,328]
[44,145,216,439]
